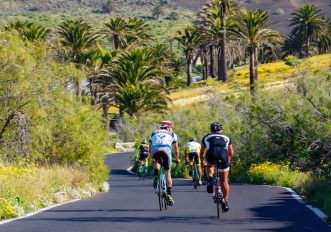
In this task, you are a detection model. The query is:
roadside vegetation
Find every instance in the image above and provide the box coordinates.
[0,0,331,221]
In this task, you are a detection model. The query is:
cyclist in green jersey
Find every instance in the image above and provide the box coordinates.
[135,140,149,175]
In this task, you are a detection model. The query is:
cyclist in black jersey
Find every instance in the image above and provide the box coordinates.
[200,122,234,212]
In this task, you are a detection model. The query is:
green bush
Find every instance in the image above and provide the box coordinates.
[284,55,300,66]
[0,31,109,183]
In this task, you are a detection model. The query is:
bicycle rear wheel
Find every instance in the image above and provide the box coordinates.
[158,178,164,211]
[193,165,198,189]
[215,170,220,218]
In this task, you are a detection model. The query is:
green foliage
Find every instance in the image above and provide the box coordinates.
[288,4,330,57]
[0,31,109,183]
[284,55,300,66]
[167,11,179,20]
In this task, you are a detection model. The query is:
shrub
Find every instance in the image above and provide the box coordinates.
[284,55,300,66]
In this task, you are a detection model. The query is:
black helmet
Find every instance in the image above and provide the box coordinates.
[141,139,147,144]
[210,122,223,133]
[189,137,196,142]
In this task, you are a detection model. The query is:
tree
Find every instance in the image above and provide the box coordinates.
[4,20,50,42]
[289,4,329,57]
[57,19,101,62]
[231,9,282,94]
[152,4,164,19]
[104,17,150,50]
[198,0,243,80]
[175,27,201,86]
[107,48,170,117]
[57,19,101,97]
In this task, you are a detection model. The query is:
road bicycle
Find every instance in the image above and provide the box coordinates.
[188,162,200,189]
[138,159,148,181]
[213,161,225,219]
[155,158,169,211]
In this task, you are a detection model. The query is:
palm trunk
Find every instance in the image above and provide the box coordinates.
[217,46,222,81]
[113,34,120,50]
[219,15,227,82]
[249,46,255,94]
[203,47,208,80]
[254,47,258,81]
[102,104,109,130]
[186,49,193,86]
[306,37,310,57]
[187,58,192,86]
[75,79,81,99]
[209,45,216,78]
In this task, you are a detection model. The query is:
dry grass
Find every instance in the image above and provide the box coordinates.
[170,54,331,102]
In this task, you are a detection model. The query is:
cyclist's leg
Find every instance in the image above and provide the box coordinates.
[151,150,162,188]
[188,153,194,177]
[193,152,203,179]
[205,152,216,193]
[218,151,230,211]
[220,170,230,200]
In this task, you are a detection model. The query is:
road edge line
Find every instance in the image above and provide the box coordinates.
[0,199,80,225]
[126,165,138,176]
[283,187,330,227]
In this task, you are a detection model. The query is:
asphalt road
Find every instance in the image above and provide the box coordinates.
[1,152,330,232]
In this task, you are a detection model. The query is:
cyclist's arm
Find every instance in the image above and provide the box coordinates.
[200,144,206,165]
[172,142,179,162]
[149,141,152,154]
[228,144,234,160]
[135,145,140,159]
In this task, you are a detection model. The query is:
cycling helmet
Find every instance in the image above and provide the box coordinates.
[210,122,223,133]
[160,120,174,129]
[141,139,147,144]
[189,137,196,142]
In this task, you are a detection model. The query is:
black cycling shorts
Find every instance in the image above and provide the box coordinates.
[188,152,200,164]
[206,147,229,172]
[152,151,170,170]
[139,153,148,161]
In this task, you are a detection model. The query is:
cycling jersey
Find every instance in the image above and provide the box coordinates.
[150,129,178,170]
[185,141,201,154]
[202,133,232,172]
[149,129,178,147]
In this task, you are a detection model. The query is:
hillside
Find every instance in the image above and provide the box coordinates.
[0,0,330,34]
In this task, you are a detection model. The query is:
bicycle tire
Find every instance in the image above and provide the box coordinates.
[216,169,220,218]
[158,178,163,211]
[162,175,168,210]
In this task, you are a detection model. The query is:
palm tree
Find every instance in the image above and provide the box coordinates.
[289,4,329,57]
[79,45,118,105]
[198,0,242,80]
[57,19,101,97]
[231,9,282,94]
[175,27,201,86]
[57,19,101,62]
[107,48,170,117]
[22,25,51,42]
[4,20,50,42]
[104,17,128,50]
[219,0,230,81]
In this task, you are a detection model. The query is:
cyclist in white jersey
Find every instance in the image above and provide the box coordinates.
[149,120,180,206]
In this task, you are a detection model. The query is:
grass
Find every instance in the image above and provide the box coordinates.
[170,54,331,102]
[0,163,107,219]
[232,159,331,219]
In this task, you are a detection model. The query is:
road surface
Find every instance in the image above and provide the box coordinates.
[0,152,330,232]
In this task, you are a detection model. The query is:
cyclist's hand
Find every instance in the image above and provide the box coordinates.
[176,159,181,165]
